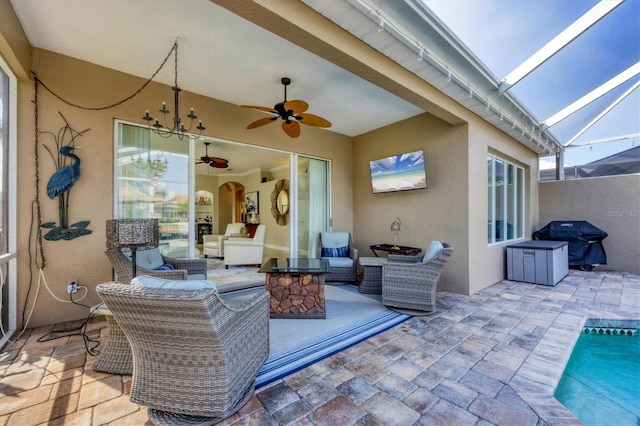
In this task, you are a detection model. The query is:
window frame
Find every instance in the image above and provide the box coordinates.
[487,153,525,245]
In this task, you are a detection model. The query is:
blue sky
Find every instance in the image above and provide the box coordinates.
[423,0,639,168]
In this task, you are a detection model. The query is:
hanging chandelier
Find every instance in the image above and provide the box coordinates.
[142,41,205,140]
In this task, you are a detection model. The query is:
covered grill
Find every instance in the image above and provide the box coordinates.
[533,221,607,271]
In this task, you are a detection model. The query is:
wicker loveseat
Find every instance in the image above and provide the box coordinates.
[96,281,269,424]
[381,242,453,314]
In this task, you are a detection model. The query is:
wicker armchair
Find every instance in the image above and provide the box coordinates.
[381,243,453,314]
[317,232,358,282]
[105,248,207,284]
[96,282,270,424]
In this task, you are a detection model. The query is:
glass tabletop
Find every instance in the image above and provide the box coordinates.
[259,258,331,273]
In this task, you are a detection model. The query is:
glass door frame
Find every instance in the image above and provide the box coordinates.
[0,54,18,347]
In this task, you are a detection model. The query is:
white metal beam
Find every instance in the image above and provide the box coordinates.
[499,0,624,94]
[565,79,640,146]
[543,61,640,128]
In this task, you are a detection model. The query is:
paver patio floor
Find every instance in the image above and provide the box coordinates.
[1,269,638,425]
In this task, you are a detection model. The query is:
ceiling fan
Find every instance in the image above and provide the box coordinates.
[242,77,331,138]
[196,142,229,168]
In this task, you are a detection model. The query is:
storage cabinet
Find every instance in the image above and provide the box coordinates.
[507,240,568,286]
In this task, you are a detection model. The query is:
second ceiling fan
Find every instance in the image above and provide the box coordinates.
[243,77,331,138]
[196,142,228,168]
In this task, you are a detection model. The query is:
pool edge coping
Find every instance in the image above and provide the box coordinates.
[511,313,640,423]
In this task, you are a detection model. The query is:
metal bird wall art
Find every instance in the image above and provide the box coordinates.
[41,113,92,240]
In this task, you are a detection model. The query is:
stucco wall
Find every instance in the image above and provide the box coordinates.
[16,48,353,327]
[354,113,470,294]
[467,122,540,294]
[539,175,640,274]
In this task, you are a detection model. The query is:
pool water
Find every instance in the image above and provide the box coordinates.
[554,332,640,425]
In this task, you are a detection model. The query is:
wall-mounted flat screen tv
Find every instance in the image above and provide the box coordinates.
[369,149,427,194]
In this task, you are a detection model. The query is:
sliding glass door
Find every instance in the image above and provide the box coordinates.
[295,156,330,258]
[0,56,17,346]
[116,121,331,261]
[115,123,192,256]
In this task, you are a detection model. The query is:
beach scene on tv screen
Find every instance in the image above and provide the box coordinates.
[370,150,427,193]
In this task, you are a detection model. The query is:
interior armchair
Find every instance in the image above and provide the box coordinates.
[105,248,207,284]
[96,281,269,424]
[381,242,453,314]
[223,224,266,268]
[317,231,358,282]
[203,223,246,258]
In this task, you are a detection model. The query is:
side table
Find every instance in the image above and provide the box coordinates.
[91,303,133,375]
[358,257,388,294]
[370,244,421,257]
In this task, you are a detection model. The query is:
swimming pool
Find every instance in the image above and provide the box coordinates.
[554,320,639,426]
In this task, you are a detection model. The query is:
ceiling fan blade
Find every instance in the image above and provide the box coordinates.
[247,117,277,129]
[296,113,332,128]
[284,100,308,114]
[196,161,204,165]
[282,120,301,138]
[210,160,229,169]
[241,105,278,114]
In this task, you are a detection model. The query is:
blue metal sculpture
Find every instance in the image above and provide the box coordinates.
[41,113,92,240]
[47,145,80,199]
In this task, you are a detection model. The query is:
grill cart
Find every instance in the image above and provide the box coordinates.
[533,221,607,271]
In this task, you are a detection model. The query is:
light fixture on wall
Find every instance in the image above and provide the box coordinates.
[391,217,401,249]
[142,41,205,140]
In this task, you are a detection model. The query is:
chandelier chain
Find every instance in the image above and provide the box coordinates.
[30,41,177,111]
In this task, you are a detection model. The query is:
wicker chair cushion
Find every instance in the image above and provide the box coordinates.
[132,275,216,291]
[128,247,165,269]
[320,232,350,248]
[422,240,444,263]
[187,273,207,280]
[323,257,354,268]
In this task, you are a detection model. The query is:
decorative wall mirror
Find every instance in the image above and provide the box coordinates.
[270,179,289,226]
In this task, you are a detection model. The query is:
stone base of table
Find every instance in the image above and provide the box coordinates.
[266,272,325,319]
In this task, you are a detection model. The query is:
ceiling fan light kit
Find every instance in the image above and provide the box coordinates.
[243,77,331,138]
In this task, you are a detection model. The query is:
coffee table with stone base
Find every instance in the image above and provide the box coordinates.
[259,258,331,319]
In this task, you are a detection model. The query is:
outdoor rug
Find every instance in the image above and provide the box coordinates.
[255,284,410,388]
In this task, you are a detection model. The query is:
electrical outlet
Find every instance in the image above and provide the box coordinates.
[67,280,78,293]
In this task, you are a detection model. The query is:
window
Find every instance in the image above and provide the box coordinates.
[487,154,524,244]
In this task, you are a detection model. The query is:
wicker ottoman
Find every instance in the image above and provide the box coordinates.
[358,257,388,294]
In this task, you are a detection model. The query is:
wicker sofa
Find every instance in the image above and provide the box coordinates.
[381,242,453,314]
[96,281,269,424]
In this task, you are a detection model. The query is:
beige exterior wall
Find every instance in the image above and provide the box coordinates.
[539,175,640,274]
[353,114,469,294]
[467,121,540,294]
[14,48,352,327]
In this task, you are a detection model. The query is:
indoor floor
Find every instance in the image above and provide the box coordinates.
[0,269,637,425]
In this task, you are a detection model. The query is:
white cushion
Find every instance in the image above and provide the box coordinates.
[131,248,165,270]
[422,240,444,263]
[132,275,216,291]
